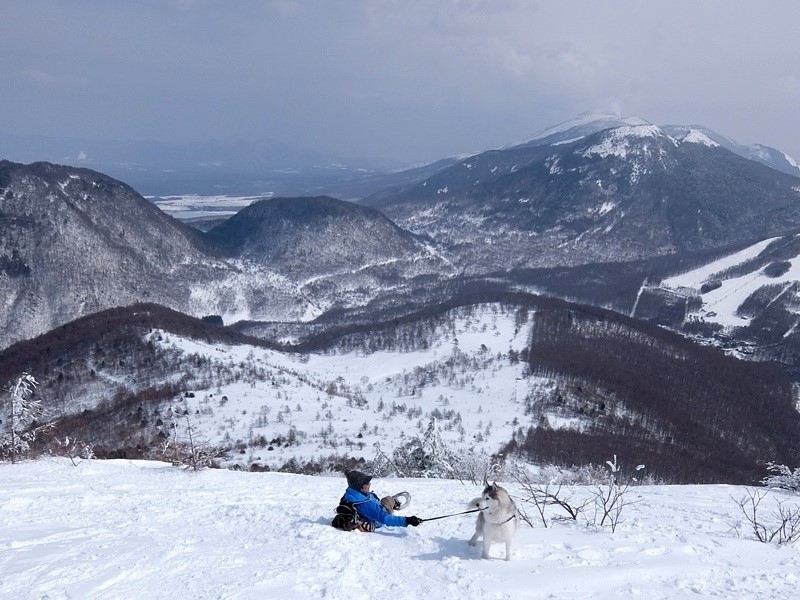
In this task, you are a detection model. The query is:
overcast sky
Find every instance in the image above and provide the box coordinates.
[2,0,799,164]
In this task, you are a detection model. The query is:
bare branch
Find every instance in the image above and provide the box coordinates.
[733,488,800,544]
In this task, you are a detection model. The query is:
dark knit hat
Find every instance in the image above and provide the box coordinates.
[345,469,372,489]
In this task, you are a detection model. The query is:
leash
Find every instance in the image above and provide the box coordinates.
[419,508,484,522]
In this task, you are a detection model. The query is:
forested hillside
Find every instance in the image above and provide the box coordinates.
[3,296,797,484]
[506,305,800,482]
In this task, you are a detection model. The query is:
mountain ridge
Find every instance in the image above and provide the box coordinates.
[0,161,452,349]
[362,123,800,272]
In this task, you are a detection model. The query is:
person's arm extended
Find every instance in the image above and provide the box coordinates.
[357,498,409,527]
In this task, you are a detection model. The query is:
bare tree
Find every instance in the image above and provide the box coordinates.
[453,451,504,487]
[733,488,800,545]
[371,442,406,477]
[591,455,635,533]
[55,436,96,467]
[163,405,225,471]
[511,464,590,528]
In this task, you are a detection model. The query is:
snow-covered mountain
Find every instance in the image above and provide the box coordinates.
[205,196,438,278]
[0,161,453,349]
[4,299,798,484]
[663,124,800,178]
[506,112,800,177]
[503,113,652,149]
[363,121,800,273]
[0,160,230,348]
[5,113,800,489]
[6,111,800,373]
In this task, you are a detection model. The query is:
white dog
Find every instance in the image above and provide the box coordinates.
[468,483,520,561]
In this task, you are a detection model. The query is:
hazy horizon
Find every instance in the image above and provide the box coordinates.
[3,1,799,164]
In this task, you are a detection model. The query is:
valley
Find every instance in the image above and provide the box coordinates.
[3,114,800,484]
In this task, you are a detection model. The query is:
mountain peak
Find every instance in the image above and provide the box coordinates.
[670,127,721,148]
[203,195,441,279]
[580,124,675,159]
[505,113,652,150]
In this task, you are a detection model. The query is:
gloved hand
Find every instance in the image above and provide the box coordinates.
[406,516,422,527]
[358,521,376,533]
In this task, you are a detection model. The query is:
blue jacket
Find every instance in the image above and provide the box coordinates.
[343,487,408,528]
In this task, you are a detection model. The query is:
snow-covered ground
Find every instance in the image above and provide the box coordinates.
[2,459,799,599]
[150,194,269,221]
[152,304,547,469]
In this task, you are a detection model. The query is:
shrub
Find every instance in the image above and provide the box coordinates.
[762,462,800,493]
[1,373,53,463]
[733,488,800,544]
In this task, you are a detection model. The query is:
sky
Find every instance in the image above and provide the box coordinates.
[2,0,799,164]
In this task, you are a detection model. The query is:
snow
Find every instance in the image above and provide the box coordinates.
[2,458,799,599]
[659,236,800,327]
[662,238,777,291]
[783,151,800,169]
[153,304,542,467]
[581,126,671,160]
[505,114,651,148]
[552,136,584,146]
[598,201,616,216]
[679,129,720,148]
[547,156,563,175]
[150,194,272,221]
[750,145,771,162]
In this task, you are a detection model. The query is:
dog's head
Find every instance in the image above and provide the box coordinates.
[484,483,499,497]
[467,483,495,510]
[469,483,510,510]
[482,482,510,505]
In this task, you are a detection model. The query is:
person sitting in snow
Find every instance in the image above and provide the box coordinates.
[338,469,421,531]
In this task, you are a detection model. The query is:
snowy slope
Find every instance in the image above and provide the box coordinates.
[151,304,546,468]
[2,458,799,600]
[504,113,652,149]
[661,235,799,328]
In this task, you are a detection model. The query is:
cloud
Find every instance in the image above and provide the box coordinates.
[3,0,800,163]
[777,75,800,97]
[22,69,88,86]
